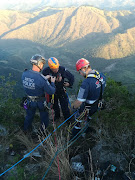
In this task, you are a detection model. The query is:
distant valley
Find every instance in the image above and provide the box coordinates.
[1,6,135,59]
[0,6,135,95]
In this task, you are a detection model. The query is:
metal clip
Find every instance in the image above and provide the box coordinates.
[98,101,103,108]
[23,99,28,109]
[51,94,54,104]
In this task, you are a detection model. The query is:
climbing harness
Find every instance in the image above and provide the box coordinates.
[86,70,103,109]
[23,99,28,110]
[51,94,55,104]
[68,70,104,133]
[27,95,45,102]
[20,96,28,109]
[44,93,54,110]
[67,107,89,133]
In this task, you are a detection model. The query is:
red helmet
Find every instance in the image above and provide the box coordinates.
[76,58,90,71]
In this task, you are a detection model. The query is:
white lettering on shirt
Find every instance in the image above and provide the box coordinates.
[23,77,35,89]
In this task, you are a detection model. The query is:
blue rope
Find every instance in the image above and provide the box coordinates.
[42,151,59,179]
[42,122,89,179]
[66,92,73,112]
[0,111,78,177]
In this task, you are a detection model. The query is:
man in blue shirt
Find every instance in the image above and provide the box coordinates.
[72,58,106,135]
[42,57,74,121]
[22,54,56,133]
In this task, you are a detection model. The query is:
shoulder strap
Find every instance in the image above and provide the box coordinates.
[87,70,100,79]
[87,70,103,105]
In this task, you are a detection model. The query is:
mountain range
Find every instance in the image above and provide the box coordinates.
[0,6,135,95]
[1,6,135,59]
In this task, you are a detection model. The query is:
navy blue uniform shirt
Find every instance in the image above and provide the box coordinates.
[22,70,56,96]
[77,70,106,105]
[42,66,74,95]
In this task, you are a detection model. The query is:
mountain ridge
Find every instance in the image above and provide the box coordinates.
[1,6,135,59]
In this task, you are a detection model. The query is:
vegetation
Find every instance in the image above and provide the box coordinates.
[100,77,135,135]
[1,7,135,59]
[0,74,24,130]
[0,76,134,179]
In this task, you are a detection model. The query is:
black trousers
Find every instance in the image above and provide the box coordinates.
[53,93,70,120]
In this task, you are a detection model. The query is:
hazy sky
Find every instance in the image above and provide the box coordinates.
[0,0,96,7]
[0,0,135,10]
[0,0,40,5]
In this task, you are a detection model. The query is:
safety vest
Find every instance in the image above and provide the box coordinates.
[86,70,103,107]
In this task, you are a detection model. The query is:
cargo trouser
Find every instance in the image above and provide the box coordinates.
[24,100,49,132]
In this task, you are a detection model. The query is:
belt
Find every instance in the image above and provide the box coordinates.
[85,101,98,107]
[27,95,45,102]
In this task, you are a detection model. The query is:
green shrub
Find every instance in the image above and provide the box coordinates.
[100,77,135,131]
[0,75,24,130]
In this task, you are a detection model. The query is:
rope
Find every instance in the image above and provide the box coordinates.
[42,121,89,179]
[0,111,78,178]
[66,92,73,112]
[52,108,61,180]
[68,108,88,133]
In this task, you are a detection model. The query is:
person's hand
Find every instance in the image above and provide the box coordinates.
[63,82,70,87]
[50,76,56,83]
[45,75,51,80]
[71,104,78,113]
[56,76,62,82]
[71,103,74,109]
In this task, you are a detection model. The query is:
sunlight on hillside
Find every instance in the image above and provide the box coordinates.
[1,6,135,60]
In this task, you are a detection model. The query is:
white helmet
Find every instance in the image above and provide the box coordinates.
[30,54,46,65]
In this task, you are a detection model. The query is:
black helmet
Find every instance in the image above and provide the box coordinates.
[30,54,46,65]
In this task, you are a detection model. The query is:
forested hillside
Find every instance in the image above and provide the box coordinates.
[0,6,135,96]
[1,7,135,59]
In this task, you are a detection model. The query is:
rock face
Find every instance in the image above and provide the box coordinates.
[69,126,134,179]
[91,140,129,171]
[0,125,8,136]
[70,145,133,179]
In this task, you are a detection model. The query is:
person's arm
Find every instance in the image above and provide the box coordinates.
[73,99,82,109]
[41,74,56,95]
[73,81,89,109]
[63,68,74,87]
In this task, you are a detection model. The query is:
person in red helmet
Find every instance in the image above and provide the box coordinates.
[72,58,106,136]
